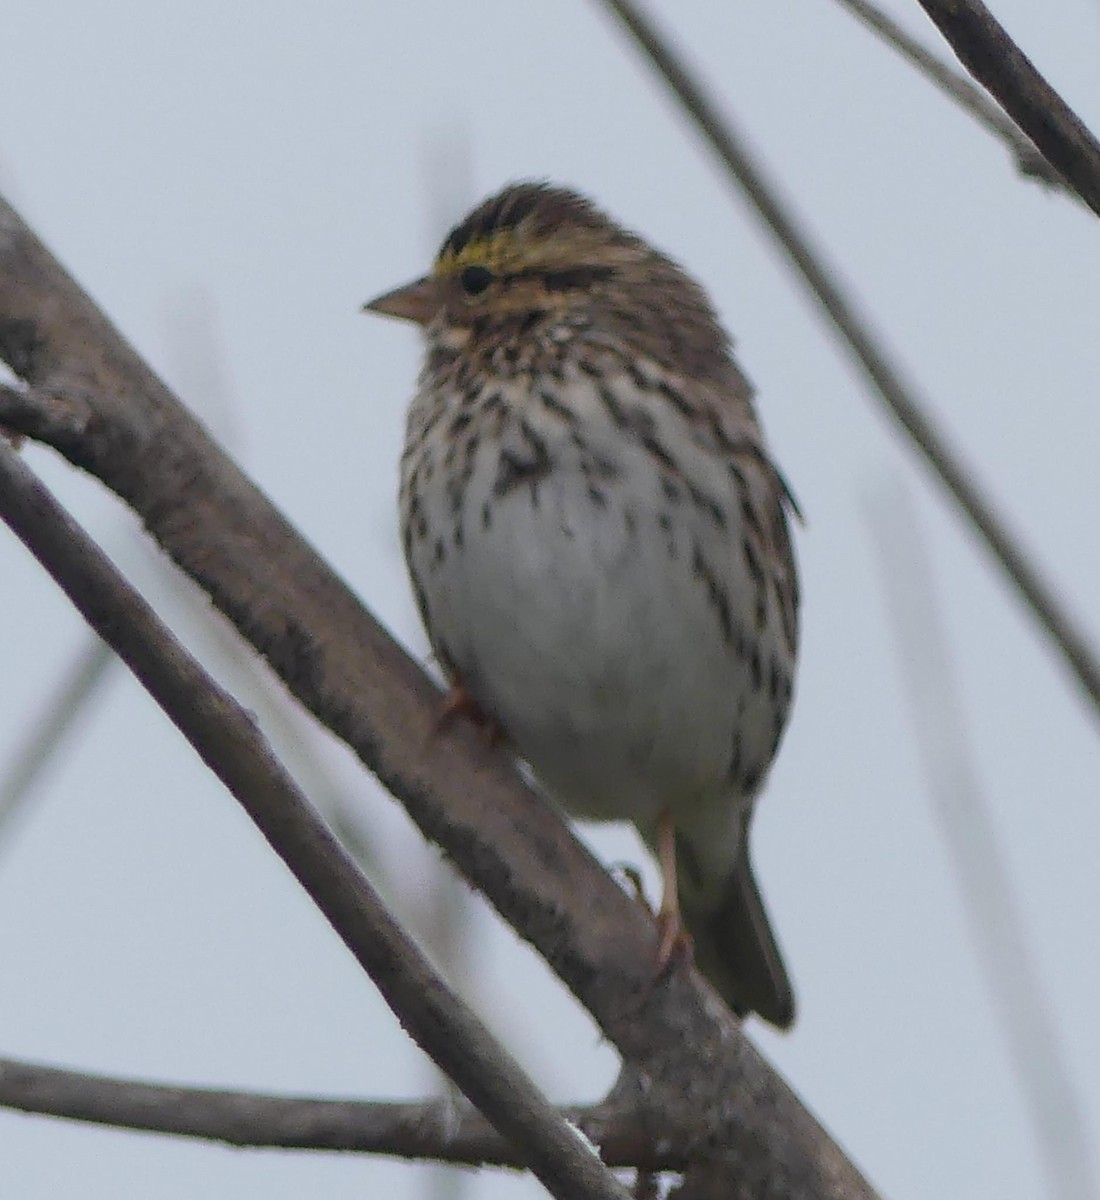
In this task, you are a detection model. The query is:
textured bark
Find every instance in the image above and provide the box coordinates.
[0,1057,672,1170]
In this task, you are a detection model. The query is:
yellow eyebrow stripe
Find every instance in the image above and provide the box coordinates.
[433,232,528,277]
[433,228,623,279]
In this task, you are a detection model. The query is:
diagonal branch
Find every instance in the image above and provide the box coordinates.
[831,0,1070,193]
[913,0,1100,217]
[0,193,879,1199]
[593,0,1100,722]
[0,1055,674,1171]
[0,443,630,1200]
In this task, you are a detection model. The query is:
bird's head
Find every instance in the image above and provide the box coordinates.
[365,181,729,376]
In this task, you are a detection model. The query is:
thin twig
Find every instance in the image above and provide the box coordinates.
[832,0,1070,193]
[914,0,1100,217]
[867,485,1097,1200]
[0,1055,668,1170]
[0,443,630,1200]
[593,0,1100,721]
[0,636,114,849]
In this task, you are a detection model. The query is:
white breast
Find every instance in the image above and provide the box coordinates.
[401,360,793,892]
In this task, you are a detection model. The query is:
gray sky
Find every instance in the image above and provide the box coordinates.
[1,2,1098,1197]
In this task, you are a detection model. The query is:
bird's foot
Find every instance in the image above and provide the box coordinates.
[654,903,695,985]
[433,683,505,746]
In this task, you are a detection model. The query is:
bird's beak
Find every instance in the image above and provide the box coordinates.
[362,276,441,326]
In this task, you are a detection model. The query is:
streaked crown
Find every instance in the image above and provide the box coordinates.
[433,182,641,281]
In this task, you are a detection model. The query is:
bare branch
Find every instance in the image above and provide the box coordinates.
[592,0,1100,721]
[914,0,1100,217]
[867,486,1097,1200]
[0,444,630,1200]
[0,191,879,1198]
[832,0,1070,193]
[0,1055,668,1171]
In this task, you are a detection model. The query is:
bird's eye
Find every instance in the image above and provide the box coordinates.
[460,265,495,296]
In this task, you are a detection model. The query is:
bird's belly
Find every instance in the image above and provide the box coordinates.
[407,456,785,832]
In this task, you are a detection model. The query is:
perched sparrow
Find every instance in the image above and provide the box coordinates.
[366,183,800,1028]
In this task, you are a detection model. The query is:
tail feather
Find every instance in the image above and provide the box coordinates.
[685,846,795,1029]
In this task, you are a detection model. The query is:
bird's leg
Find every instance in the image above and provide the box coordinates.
[654,807,694,977]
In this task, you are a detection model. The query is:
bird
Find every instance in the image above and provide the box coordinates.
[365,182,801,1028]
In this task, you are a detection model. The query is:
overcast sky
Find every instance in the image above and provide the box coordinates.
[1,3,1098,1198]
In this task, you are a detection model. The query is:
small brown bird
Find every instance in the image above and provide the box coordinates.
[366,183,800,1027]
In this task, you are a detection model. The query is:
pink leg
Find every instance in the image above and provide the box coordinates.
[654,808,694,977]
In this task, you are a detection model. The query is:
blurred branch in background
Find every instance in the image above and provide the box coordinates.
[593,0,1100,723]
[913,0,1100,217]
[0,637,114,852]
[867,484,1096,1200]
[0,441,631,1200]
[159,290,397,893]
[831,0,1073,196]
